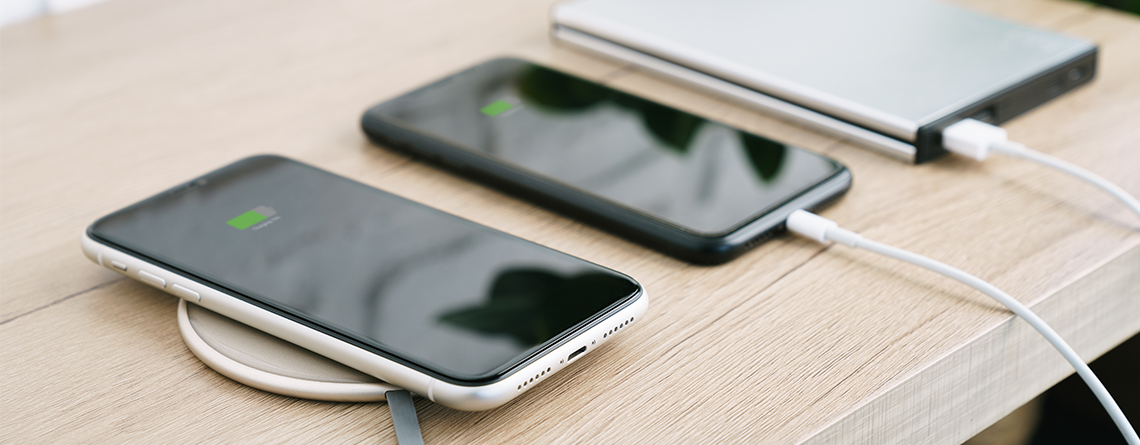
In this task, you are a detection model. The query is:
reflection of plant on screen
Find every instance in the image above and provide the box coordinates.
[516,65,787,182]
[439,268,633,348]
[740,132,786,182]
[1080,0,1138,15]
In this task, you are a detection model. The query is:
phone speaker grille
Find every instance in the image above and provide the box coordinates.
[517,367,553,391]
[603,317,635,339]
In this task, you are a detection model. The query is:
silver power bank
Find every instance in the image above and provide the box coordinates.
[551,0,1097,163]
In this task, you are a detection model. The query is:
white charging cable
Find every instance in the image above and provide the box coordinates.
[786,209,1138,445]
[942,118,1140,220]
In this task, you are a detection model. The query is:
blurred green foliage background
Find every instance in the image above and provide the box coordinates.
[1085,0,1140,15]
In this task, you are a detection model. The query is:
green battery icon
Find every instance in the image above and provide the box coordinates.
[227,206,277,230]
[480,100,514,117]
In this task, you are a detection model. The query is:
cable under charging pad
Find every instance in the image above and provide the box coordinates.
[177,300,426,444]
[176,299,400,402]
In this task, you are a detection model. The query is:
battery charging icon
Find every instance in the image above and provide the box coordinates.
[226,206,277,230]
[480,100,514,117]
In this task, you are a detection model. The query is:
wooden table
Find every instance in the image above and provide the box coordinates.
[3,0,1138,443]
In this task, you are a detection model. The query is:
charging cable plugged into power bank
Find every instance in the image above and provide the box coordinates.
[942,119,1140,218]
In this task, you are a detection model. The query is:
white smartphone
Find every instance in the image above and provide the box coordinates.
[81,155,647,411]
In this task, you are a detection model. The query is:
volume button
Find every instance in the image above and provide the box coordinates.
[171,284,200,302]
[137,270,166,288]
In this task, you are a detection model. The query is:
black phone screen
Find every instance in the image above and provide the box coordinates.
[89,156,640,384]
[366,59,845,236]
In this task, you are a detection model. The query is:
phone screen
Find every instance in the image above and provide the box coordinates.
[366,59,844,235]
[89,156,640,383]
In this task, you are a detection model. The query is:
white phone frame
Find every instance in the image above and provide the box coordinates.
[82,233,648,411]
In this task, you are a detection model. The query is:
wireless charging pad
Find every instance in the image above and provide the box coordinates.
[177,300,426,444]
[176,299,400,402]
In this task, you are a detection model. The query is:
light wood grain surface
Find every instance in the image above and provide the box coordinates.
[2,0,1138,443]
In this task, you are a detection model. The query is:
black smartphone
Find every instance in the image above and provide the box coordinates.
[361,58,852,264]
[82,155,647,411]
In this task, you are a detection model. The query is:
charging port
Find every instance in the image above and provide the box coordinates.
[970,106,996,123]
[567,346,587,362]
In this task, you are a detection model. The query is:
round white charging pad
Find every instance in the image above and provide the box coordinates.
[177,299,400,402]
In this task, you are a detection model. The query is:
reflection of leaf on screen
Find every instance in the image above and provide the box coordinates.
[439,268,634,348]
[611,91,703,154]
[518,66,707,154]
[740,132,787,182]
[516,65,790,180]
